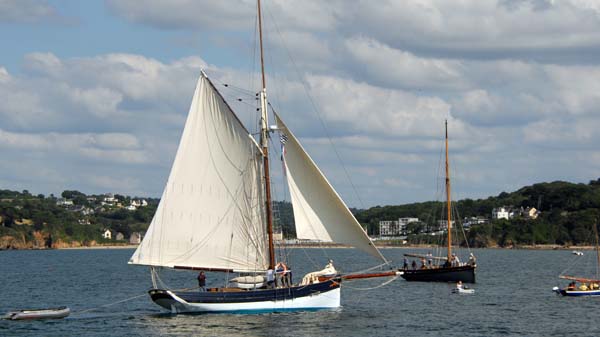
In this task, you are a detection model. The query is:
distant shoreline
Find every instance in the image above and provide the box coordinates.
[59,244,139,250]
[4,243,595,251]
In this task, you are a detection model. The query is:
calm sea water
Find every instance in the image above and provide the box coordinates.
[1,247,599,337]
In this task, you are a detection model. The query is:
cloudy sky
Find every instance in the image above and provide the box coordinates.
[1,0,599,207]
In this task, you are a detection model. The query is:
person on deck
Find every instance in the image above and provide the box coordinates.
[567,281,576,291]
[197,271,206,291]
[275,262,290,288]
[411,260,417,270]
[275,262,284,287]
[468,253,477,266]
[403,258,408,270]
[451,254,461,267]
[420,258,427,269]
[456,280,463,289]
[325,259,335,270]
[266,268,275,289]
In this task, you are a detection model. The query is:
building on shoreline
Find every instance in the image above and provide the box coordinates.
[129,232,143,244]
[492,206,511,219]
[102,229,112,240]
[379,217,419,236]
[492,206,540,220]
[56,198,73,206]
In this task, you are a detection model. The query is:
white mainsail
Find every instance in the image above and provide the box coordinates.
[275,114,387,263]
[129,72,269,272]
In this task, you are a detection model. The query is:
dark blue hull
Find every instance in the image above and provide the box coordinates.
[557,289,600,297]
[400,265,476,283]
[149,278,342,313]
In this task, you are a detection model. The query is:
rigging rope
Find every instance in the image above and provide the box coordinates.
[337,275,399,291]
[343,262,393,276]
[264,6,367,210]
[71,293,148,315]
[559,253,586,277]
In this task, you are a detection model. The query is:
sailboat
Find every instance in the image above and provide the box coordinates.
[553,220,600,296]
[399,120,477,283]
[128,0,391,314]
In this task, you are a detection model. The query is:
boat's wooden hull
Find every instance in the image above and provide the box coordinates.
[149,278,341,313]
[400,265,476,283]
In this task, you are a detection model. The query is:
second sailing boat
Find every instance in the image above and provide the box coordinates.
[554,220,600,296]
[400,120,477,283]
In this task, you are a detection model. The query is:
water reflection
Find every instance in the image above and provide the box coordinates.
[141,309,343,337]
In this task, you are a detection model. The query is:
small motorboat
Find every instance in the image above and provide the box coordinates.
[572,251,584,256]
[452,283,475,294]
[452,287,475,294]
[4,306,70,320]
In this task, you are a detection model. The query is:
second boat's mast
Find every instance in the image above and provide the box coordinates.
[257,0,275,270]
[445,120,452,261]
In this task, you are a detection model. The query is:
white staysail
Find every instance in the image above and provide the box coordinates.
[275,114,387,263]
[130,72,269,272]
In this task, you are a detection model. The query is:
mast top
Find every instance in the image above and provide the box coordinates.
[445,119,448,139]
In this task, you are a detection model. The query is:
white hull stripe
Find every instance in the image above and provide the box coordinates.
[153,288,341,313]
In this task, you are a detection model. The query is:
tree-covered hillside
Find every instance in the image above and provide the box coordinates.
[356,179,600,247]
[0,190,158,249]
[1,178,599,249]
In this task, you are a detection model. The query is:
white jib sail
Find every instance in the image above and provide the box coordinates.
[130,72,269,272]
[275,114,387,263]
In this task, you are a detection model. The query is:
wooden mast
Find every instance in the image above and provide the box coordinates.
[257,0,275,270]
[445,120,452,261]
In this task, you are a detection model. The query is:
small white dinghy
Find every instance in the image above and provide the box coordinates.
[452,282,475,294]
[452,287,475,294]
[4,306,70,320]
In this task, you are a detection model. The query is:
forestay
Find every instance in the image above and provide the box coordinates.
[130,72,269,272]
[275,114,387,263]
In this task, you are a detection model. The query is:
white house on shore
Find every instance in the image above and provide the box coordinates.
[102,229,112,240]
[463,216,488,227]
[103,193,116,203]
[129,232,143,244]
[492,206,540,220]
[56,198,74,206]
[492,207,511,220]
